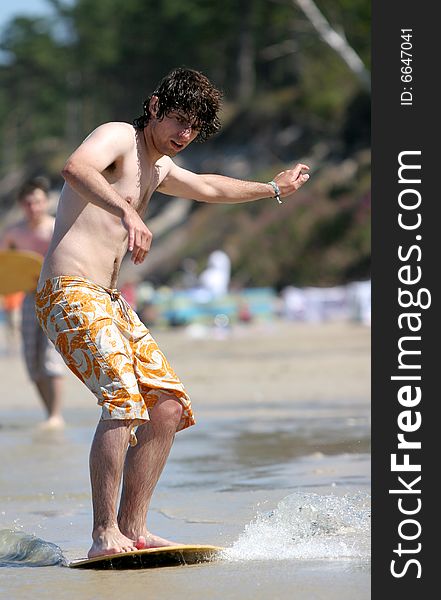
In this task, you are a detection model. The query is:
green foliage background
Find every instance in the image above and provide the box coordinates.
[0,0,370,288]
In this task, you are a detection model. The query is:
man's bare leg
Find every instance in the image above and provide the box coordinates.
[88,419,139,558]
[118,394,183,548]
[35,375,65,428]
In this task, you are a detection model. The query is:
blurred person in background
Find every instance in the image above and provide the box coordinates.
[198,250,231,298]
[0,177,65,428]
[34,67,310,558]
[0,291,24,353]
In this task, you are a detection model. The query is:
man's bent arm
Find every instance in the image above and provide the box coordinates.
[62,123,136,219]
[158,160,310,203]
[62,123,152,264]
[62,159,140,224]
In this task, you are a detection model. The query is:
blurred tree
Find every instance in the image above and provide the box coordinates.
[0,16,68,170]
[293,0,370,90]
[0,0,370,174]
[0,0,371,287]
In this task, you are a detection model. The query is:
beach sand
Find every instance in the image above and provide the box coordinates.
[3,319,370,412]
[0,320,370,599]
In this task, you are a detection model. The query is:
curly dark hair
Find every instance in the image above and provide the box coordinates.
[133,67,222,142]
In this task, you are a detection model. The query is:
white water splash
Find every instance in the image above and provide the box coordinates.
[222,491,370,561]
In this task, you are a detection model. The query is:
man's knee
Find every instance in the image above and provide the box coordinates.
[162,397,183,425]
[153,394,183,429]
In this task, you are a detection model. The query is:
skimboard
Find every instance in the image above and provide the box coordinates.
[0,249,43,295]
[68,544,223,570]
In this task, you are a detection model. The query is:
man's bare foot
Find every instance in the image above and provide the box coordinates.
[129,532,181,550]
[39,415,65,430]
[88,527,138,558]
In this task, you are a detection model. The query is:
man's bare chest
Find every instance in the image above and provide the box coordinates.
[106,159,160,216]
[13,223,52,254]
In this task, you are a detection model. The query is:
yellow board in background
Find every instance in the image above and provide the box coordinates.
[0,250,43,295]
[68,544,224,570]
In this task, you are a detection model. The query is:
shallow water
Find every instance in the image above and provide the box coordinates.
[0,392,370,599]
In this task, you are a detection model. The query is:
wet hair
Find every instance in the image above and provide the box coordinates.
[133,67,222,142]
[17,176,50,201]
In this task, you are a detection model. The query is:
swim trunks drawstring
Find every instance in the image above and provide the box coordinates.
[129,428,138,447]
[109,289,131,322]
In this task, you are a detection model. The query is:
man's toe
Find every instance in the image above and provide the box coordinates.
[135,536,147,550]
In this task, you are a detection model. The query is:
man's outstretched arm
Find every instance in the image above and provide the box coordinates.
[158,160,310,203]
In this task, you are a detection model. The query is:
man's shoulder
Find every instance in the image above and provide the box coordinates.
[156,155,174,168]
[84,121,135,145]
[5,219,27,235]
[43,214,56,227]
[0,220,27,246]
[102,121,134,132]
[156,155,175,181]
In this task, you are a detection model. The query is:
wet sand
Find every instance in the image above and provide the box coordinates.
[0,320,370,599]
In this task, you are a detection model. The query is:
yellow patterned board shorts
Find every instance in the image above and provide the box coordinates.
[35,276,195,432]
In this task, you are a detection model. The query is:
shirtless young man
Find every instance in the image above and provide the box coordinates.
[35,67,310,558]
[1,178,65,427]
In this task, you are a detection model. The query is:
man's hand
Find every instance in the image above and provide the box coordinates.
[273,163,310,198]
[121,206,153,265]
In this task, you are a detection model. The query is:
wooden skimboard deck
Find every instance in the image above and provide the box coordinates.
[0,249,43,295]
[68,544,223,570]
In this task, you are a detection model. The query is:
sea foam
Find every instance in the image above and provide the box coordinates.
[222,491,371,561]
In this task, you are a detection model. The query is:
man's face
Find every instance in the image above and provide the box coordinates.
[149,97,200,157]
[20,189,49,223]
